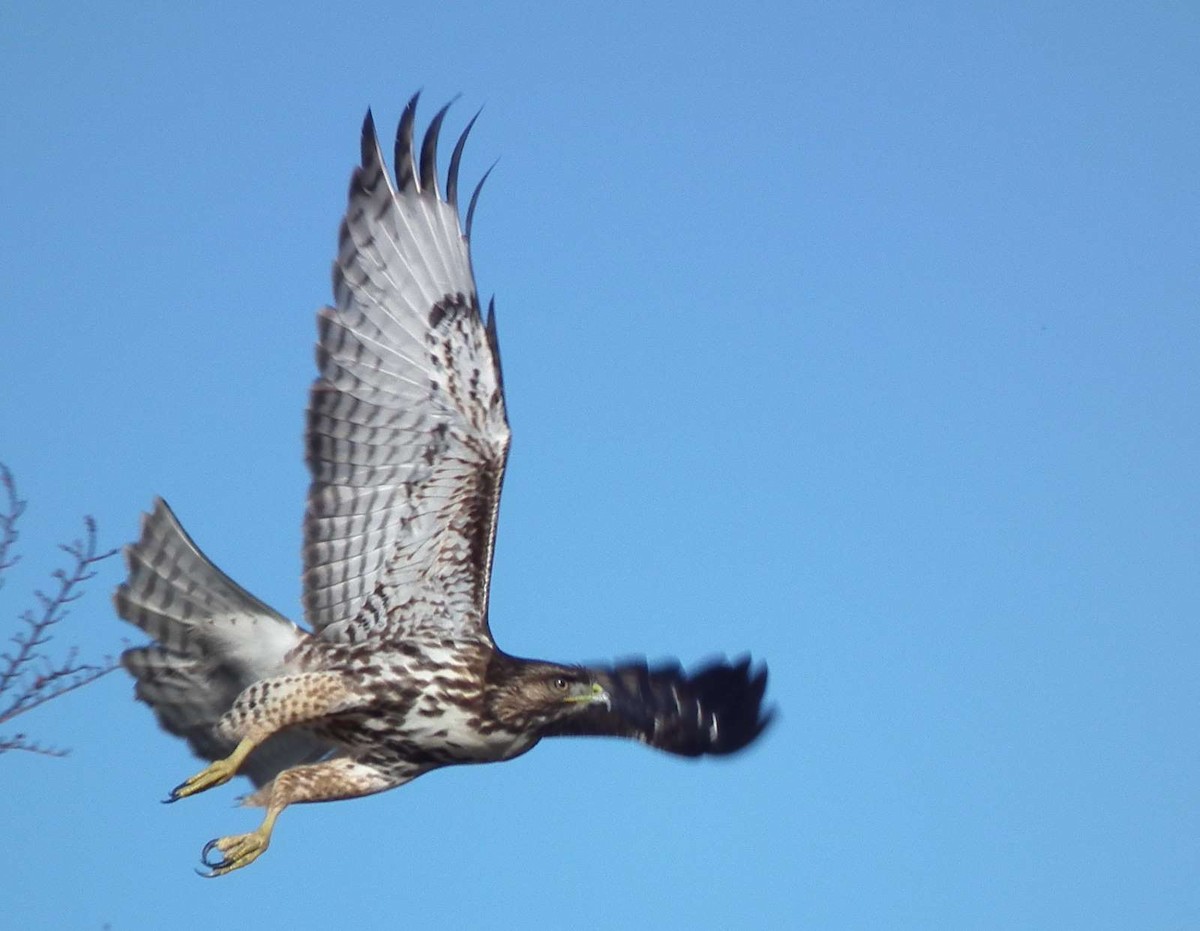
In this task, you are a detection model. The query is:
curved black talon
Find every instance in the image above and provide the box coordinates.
[201,838,224,866]
[198,838,232,877]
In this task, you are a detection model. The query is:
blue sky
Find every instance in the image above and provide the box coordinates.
[1,2,1197,928]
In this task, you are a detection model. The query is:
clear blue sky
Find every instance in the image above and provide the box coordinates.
[1,2,1197,928]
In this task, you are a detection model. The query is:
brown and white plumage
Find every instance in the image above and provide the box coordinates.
[115,94,772,877]
[304,101,508,646]
[116,500,329,785]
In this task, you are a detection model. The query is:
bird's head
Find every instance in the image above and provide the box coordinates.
[486,658,610,731]
[543,669,610,709]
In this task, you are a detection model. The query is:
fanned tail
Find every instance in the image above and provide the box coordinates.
[114,499,329,785]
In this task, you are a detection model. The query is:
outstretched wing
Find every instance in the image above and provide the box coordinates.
[303,95,509,646]
[546,657,774,756]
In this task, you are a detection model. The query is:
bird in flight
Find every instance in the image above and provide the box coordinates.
[115,94,773,877]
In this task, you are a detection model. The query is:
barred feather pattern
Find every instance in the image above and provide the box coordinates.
[114,499,331,785]
[113,97,772,818]
[304,99,509,647]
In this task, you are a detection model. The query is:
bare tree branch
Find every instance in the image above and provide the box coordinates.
[0,463,26,584]
[0,463,120,757]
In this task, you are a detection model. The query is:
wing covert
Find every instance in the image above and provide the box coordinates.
[303,95,509,645]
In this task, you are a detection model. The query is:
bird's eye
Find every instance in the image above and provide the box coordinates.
[552,676,569,691]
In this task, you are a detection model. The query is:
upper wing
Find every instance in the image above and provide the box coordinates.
[544,657,774,756]
[303,95,510,646]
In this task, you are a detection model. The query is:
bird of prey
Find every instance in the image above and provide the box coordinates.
[115,94,772,877]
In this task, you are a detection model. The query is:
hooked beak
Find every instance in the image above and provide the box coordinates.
[565,682,610,707]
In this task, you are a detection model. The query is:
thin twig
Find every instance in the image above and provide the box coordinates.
[0,464,119,756]
[0,733,68,758]
[0,463,26,585]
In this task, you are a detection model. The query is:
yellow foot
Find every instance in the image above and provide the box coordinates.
[198,828,271,878]
[166,757,240,803]
[165,738,254,803]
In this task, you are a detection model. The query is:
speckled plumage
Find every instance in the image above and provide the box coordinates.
[115,95,772,876]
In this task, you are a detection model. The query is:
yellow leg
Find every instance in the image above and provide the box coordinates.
[166,737,256,803]
[198,806,281,878]
[191,757,401,877]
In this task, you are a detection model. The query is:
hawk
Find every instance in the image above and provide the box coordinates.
[115,95,773,877]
